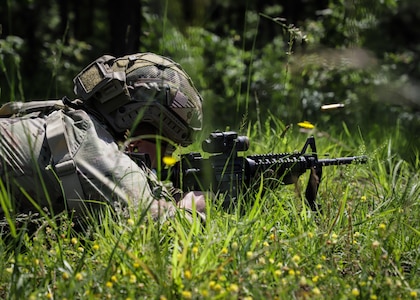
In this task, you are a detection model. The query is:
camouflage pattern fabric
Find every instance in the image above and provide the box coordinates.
[0,103,177,220]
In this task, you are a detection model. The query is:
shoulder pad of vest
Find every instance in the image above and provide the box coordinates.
[0,100,66,117]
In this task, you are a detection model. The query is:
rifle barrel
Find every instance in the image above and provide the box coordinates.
[318,155,367,166]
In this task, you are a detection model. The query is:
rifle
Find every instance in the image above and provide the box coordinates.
[160,131,367,211]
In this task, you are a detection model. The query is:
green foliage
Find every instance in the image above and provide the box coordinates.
[135,0,420,156]
[1,0,419,135]
[0,36,24,100]
[40,38,91,99]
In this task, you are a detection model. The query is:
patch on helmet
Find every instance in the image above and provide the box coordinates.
[78,64,103,93]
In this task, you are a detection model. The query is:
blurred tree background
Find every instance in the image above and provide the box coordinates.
[1,0,419,161]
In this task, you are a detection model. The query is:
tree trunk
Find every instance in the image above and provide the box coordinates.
[107,0,142,56]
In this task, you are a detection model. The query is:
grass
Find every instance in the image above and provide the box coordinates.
[0,120,419,299]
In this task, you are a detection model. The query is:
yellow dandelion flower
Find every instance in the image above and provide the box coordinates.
[71,237,78,245]
[378,223,386,230]
[192,246,199,254]
[111,275,118,283]
[221,247,228,255]
[370,295,378,300]
[209,281,216,289]
[351,288,360,297]
[75,272,83,281]
[212,283,222,292]
[92,244,100,251]
[274,270,282,277]
[410,291,417,298]
[129,274,137,283]
[288,269,296,276]
[312,275,319,283]
[313,287,321,295]
[246,251,253,259]
[127,218,135,226]
[106,281,113,288]
[297,121,315,129]
[229,283,239,293]
[163,156,177,167]
[292,254,301,264]
[181,290,192,299]
[160,296,168,300]
[200,290,209,297]
[62,272,70,280]
[184,269,192,280]
[46,292,53,299]
[361,195,367,201]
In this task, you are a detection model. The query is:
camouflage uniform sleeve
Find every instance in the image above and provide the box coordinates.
[66,109,181,219]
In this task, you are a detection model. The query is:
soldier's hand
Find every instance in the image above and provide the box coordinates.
[177,191,207,214]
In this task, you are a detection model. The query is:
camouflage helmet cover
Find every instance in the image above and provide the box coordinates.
[73,53,203,145]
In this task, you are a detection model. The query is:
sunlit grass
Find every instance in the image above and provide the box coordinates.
[1,120,419,299]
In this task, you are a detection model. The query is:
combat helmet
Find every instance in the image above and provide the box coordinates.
[73,53,203,146]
